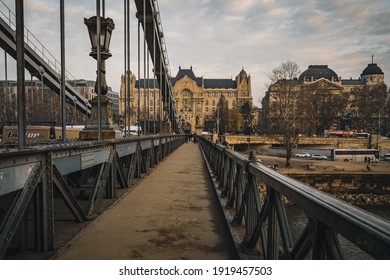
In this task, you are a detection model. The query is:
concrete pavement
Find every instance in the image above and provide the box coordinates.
[55,141,238,260]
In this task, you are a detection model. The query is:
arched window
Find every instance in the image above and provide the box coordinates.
[182,90,191,97]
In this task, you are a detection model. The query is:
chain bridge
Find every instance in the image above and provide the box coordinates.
[0,0,389,260]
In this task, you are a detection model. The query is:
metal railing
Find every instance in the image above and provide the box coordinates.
[198,137,390,259]
[0,135,185,259]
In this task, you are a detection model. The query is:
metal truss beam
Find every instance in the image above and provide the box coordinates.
[0,163,43,258]
[53,165,86,223]
[0,135,185,258]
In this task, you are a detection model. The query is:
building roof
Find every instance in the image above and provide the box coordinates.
[171,67,238,89]
[240,67,247,75]
[361,63,384,76]
[274,79,300,85]
[204,79,237,89]
[341,79,364,86]
[171,67,202,87]
[299,65,338,82]
[135,79,160,89]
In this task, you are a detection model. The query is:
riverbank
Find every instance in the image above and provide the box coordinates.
[258,155,390,175]
[256,155,390,206]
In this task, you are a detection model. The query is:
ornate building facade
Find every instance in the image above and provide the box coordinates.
[261,60,387,134]
[120,67,253,133]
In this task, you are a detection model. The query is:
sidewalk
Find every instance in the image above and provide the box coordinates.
[55,142,238,260]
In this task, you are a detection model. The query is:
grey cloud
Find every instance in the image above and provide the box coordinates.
[1,0,389,105]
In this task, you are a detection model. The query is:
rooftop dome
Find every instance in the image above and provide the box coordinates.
[240,67,247,75]
[361,63,384,76]
[299,65,338,82]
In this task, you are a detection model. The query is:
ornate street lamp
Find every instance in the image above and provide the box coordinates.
[80,15,122,140]
[84,16,115,95]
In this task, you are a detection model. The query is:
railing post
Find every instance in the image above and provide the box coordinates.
[266,188,279,259]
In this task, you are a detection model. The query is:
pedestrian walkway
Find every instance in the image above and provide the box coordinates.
[55,141,238,260]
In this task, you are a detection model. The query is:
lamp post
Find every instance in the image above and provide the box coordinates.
[81,15,117,140]
[84,16,115,95]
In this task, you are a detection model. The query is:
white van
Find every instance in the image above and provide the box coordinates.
[123,126,142,136]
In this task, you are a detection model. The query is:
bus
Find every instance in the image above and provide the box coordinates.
[1,125,83,143]
[324,130,355,137]
[355,132,371,139]
[331,149,379,163]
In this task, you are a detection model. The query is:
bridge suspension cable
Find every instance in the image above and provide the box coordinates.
[133,0,179,134]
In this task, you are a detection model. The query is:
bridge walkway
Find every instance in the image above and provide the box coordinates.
[54,141,238,260]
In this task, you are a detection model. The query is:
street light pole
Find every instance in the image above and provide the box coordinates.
[83,8,115,140]
[96,1,102,140]
[377,109,381,149]
[60,0,66,140]
[4,51,8,125]
[16,0,26,147]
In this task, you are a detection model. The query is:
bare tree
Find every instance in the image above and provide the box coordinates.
[240,101,254,134]
[227,108,243,133]
[264,61,306,167]
[350,84,388,133]
[303,84,349,135]
[215,95,229,134]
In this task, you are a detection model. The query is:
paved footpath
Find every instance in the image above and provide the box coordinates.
[55,141,238,260]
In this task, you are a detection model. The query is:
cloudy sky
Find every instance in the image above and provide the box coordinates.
[1,0,389,106]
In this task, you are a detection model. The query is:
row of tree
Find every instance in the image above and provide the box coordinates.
[202,95,256,135]
[0,88,88,126]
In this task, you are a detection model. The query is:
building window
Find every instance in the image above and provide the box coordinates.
[206,107,209,112]
[212,100,216,106]
[205,100,209,106]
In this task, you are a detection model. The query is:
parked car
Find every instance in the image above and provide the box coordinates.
[311,154,328,160]
[384,153,390,161]
[295,152,311,157]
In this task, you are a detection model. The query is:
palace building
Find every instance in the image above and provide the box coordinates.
[120,66,253,133]
[261,59,387,134]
